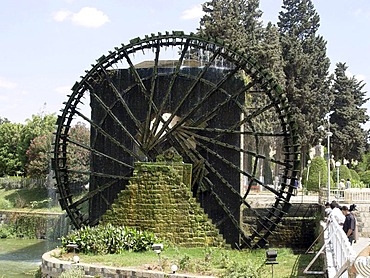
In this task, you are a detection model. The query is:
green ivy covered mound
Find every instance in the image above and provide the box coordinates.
[61,223,158,254]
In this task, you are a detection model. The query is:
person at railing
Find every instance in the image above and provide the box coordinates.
[346,179,352,189]
[331,200,345,225]
[349,204,358,244]
[341,205,356,245]
[339,179,345,198]
[325,202,332,217]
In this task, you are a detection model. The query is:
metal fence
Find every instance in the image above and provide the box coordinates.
[319,188,370,204]
[325,214,357,278]
[0,177,45,189]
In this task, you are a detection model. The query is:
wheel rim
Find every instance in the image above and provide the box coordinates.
[53,31,300,248]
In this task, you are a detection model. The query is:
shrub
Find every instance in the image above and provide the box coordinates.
[0,198,12,209]
[338,164,351,181]
[359,171,370,187]
[303,156,331,191]
[349,169,360,181]
[0,224,15,238]
[219,259,266,278]
[351,180,367,188]
[61,223,158,255]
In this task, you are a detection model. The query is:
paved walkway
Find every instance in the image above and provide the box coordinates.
[352,237,370,256]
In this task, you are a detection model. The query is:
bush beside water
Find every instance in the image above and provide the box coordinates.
[61,223,157,254]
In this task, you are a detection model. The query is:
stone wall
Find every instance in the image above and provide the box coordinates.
[0,210,69,240]
[243,203,321,249]
[354,204,370,237]
[102,161,225,247]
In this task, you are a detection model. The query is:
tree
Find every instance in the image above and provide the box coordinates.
[0,117,10,125]
[198,1,289,182]
[199,0,264,55]
[329,62,369,161]
[257,22,286,86]
[66,122,90,185]
[356,152,370,172]
[278,0,331,163]
[25,133,53,178]
[0,122,23,176]
[18,113,57,175]
[302,156,328,191]
[25,122,90,181]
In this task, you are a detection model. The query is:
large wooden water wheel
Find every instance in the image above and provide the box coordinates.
[53,31,300,248]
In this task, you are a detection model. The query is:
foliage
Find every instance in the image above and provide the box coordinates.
[303,156,328,191]
[278,0,331,160]
[358,171,370,187]
[65,122,90,185]
[0,122,23,176]
[0,117,10,124]
[68,246,317,277]
[24,121,89,182]
[349,169,360,181]
[338,164,351,182]
[25,133,53,178]
[356,152,370,172]
[219,260,265,278]
[199,0,264,56]
[33,267,43,278]
[0,212,66,240]
[18,113,57,175]
[61,223,157,254]
[199,0,284,179]
[0,198,12,209]
[0,224,15,238]
[351,179,368,189]
[329,62,369,160]
[355,152,370,186]
[12,215,49,238]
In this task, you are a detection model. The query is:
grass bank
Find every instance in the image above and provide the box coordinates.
[56,246,323,277]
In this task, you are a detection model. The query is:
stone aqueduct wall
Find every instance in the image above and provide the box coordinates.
[243,203,321,249]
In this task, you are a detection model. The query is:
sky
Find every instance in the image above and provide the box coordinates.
[0,0,369,128]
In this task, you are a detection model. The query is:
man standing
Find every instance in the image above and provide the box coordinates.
[342,205,356,245]
[346,179,351,189]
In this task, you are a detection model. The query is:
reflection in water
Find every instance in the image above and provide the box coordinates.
[0,239,58,277]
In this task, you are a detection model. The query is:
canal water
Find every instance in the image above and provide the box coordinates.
[0,238,58,277]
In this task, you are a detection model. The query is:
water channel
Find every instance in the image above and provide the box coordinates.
[0,238,57,277]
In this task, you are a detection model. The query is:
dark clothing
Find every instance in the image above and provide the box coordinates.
[343,213,355,244]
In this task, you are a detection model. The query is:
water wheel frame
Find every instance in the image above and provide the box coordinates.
[53,31,300,248]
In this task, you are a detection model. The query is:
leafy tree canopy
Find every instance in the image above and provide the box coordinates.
[25,121,90,181]
[0,122,23,176]
[330,62,369,160]
[278,0,331,155]
[18,113,57,174]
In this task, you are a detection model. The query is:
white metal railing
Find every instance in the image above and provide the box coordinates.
[325,214,357,278]
[319,188,370,204]
[344,188,370,204]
